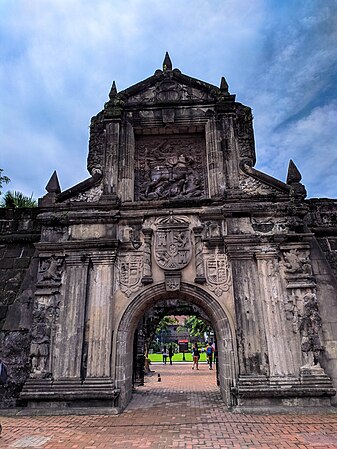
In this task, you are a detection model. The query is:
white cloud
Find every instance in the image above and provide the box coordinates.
[1,0,337,199]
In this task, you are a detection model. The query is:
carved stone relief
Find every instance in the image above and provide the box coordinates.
[30,295,60,378]
[239,175,279,196]
[70,184,103,202]
[299,292,323,367]
[205,250,232,297]
[118,253,143,297]
[281,248,313,280]
[127,80,214,105]
[135,135,207,201]
[154,216,192,270]
[164,272,181,291]
[36,255,64,288]
[251,217,289,234]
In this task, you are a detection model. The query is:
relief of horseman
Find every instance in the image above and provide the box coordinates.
[144,150,193,198]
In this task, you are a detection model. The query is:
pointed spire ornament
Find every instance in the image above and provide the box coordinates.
[163,52,172,71]
[286,160,302,184]
[109,81,117,99]
[220,76,229,92]
[45,170,61,194]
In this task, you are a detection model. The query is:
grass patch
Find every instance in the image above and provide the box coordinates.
[148,352,207,363]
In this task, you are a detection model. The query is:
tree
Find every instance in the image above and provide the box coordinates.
[156,316,178,333]
[0,169,10,196]
[0,191,37,208]
[184,315,212,339]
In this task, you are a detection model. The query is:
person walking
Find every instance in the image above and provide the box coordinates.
[168,345,174,365]
[192,343,200,370]
[206,342,214,370]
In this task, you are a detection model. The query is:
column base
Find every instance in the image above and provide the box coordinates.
[234,372,336,407]
[20,377,120,410]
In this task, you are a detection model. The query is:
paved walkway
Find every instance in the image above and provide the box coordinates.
[0,363,337,448]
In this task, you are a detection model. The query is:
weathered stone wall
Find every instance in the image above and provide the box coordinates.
[0,208,40,406]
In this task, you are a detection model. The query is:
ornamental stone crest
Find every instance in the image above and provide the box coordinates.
[154,216,192,270]
[118,254,143,297]
[205,251,232,297]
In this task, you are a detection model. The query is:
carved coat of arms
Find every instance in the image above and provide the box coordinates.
[118,254,143,297]
[205,252,232,296]
[154,217,192,270]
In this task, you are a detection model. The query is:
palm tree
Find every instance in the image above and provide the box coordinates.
[0,169,10,195]
[0,191,37,208]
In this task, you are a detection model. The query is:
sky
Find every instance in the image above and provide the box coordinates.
[1,0,337,200]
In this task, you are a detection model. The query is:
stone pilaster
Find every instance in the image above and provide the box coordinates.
[53,253,89,380]
[193,226,206,284]
[104,121,120,195]
[141,228,153,285]
[118,121,135,202]
[221,115,239,190]
[205,117,224,197]
[85,251,116,378]
[255,249,296,378]
[229,249,268,376]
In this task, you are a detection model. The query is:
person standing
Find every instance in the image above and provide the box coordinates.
[206,342,214,370]
[168,345,174,365]
[192,343,200,370]
[162,346,168,365]
[0,359,8,385]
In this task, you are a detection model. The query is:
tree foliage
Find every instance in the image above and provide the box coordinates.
[156,316,178,333]
[0,169,10,196]
[0,191,37,208]
[184,315,212,338]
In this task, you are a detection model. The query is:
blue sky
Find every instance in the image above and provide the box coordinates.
[1,0,337,200]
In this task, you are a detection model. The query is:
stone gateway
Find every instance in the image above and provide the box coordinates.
[1,54,337,411]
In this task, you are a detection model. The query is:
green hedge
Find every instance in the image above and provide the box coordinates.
[148,352,208,363]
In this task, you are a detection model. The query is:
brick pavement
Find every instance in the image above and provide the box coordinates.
[0,363,336,448]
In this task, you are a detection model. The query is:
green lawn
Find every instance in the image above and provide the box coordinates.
[148,352,207,363]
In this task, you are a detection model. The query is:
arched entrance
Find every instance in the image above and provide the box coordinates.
[114,282,237,410]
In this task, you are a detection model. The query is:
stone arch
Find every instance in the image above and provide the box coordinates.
[114,282,237,410]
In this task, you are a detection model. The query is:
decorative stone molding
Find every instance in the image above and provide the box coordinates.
[164,271,181,291]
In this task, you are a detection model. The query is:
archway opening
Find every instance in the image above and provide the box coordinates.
[132,302,218,388]
[114,282,237,411]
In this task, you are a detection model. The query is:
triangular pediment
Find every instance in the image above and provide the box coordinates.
[118,69,235,105]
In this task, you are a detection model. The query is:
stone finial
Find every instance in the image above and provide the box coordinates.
[109,81,117,99]
[163,52,172,71]
[46,171,61,194]
[286,160,302,184]
[220,76,229,93]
